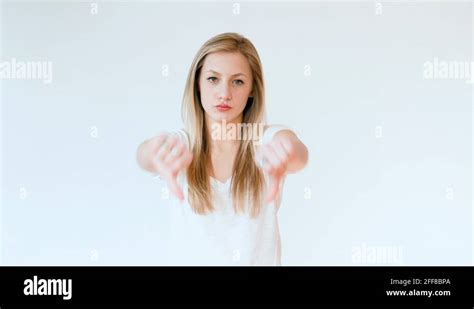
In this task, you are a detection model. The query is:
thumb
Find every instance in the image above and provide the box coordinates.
[167,173,184,201]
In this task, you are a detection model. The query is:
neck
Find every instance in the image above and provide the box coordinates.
[205,115,242,153]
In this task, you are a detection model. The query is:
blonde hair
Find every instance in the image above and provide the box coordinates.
[181,32,266,218]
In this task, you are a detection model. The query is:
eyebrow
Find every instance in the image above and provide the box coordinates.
[206,70,247,77]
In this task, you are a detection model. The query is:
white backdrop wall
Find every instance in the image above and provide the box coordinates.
[0,1,472,265]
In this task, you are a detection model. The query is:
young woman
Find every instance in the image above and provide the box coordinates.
[136,32,308,265]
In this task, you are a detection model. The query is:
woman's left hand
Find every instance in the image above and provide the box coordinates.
[256,136,295,203]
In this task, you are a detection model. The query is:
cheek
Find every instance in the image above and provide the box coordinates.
[198,84,214,106]
[234,88,252,109]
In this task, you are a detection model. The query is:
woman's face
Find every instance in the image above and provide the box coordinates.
[198,51,254,125]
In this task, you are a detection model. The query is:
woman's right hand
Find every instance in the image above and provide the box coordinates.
[143,133,193,201]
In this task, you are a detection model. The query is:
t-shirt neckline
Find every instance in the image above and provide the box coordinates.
[210,176,231,187]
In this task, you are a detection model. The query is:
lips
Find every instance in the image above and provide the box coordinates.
[216,104,232,111]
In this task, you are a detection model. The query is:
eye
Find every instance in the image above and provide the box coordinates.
[234,79,244,86]
[207,77,218,83]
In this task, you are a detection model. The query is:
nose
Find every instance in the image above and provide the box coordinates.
[218,83,232,102]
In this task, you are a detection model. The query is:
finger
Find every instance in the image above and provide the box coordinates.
[149,135,169,173]
[262,145,281,171]
[156,135,178,161]
[167,176,184,201]
[153,134,167,149]
[279,138,294,157]
[272,141,290,165]
[155,135,170,161]
[163,142,185,165]
[169,151,193,173]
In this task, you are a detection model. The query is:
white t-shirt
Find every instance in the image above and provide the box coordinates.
[156,126,291,266]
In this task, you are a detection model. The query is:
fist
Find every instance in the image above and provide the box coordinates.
[150,133,193,201]
[255,137,294,203]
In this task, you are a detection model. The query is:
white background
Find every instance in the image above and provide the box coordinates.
[0,1,472,265]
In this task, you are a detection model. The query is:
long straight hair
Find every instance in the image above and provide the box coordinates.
[181,32,266,218]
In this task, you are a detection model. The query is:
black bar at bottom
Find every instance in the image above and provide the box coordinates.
[0,266,472,306]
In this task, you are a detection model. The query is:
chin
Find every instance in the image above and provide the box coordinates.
[204,108,243,124]
[212,112,237,123]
